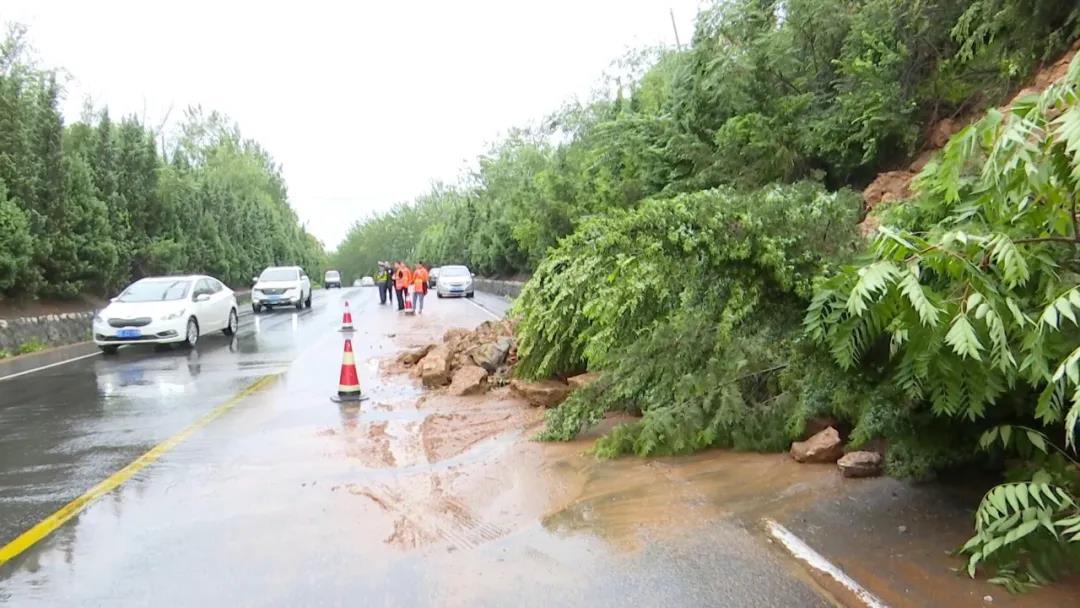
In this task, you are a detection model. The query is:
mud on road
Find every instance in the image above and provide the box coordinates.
[358,313,1080,608]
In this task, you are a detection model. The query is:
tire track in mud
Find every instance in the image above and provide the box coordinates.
[347,481,508,550]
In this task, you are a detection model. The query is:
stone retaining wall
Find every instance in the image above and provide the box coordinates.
[473,278,525,298]
[0,312,95,353]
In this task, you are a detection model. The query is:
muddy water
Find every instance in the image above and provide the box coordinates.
[365,344,1080,608]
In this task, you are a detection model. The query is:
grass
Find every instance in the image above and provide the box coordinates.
[15,338,46,355]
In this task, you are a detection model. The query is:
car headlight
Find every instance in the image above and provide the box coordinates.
[253,289,263,296]
[161,309,186,321]
[93,312,104,323]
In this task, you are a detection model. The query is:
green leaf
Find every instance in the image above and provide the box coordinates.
[846,262,899,316]
[1016,483,1029,510]
[899,270,941,326]
[945,314,984,360]
[1025,430,1047,453]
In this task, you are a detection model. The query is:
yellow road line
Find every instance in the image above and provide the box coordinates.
[0,373,278,566]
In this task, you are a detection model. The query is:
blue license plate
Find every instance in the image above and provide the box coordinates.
[266,296,280,302]
[117,329,141,338]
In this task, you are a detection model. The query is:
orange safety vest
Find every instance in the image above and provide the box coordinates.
[413,267,428,292]
[394,268,406,289]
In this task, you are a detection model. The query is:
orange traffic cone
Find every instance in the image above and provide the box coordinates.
[339,300,354,332]
[330,338,367,402]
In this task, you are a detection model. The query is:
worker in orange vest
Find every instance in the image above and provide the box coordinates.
[412,262,429,315]
[394,261,411,311]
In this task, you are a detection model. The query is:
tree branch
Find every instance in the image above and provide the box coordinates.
[1072,195,1078,241]
[1013,236,1080,246]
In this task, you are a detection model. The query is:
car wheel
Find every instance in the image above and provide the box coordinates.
[437,293,444,299]
[252,303,261,314]
[305,293,312,308]
[295,297,304,311]
[223,308,238,336]
[183,317,199,349]
[466,292,474,298]
[99,345,119,355]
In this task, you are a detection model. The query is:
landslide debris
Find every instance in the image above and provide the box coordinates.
[395,320,518,395]
[393,320,601,410]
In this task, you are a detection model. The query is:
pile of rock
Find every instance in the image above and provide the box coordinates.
[790,425,883,479]
[395,320,598,406]
[396,320,517,396]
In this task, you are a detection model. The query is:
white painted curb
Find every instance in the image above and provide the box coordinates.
[764,519,889,608]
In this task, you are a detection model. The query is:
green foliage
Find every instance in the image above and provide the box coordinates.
[810,57,1080,438]
[517,183,863,455]
[961,426,1080,591]
[0,179,34,292]
[15,338,45,355]
[813,54,1080,588]
[335,0,1078,277]
[0,27,324,299]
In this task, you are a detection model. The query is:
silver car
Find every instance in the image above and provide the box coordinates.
[435,265,474,298]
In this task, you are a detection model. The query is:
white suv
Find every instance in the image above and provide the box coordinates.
[252,266,312,313]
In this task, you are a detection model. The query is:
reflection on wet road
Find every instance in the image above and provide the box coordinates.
[0,289,345,548]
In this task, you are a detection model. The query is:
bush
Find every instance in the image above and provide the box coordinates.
[515,182,864,455]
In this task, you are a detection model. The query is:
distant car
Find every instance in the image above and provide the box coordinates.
[361,276,375,286]
[436,265,474,298]
[428,267,440,288]
[324,270,342,289]
[251,266,312,313]
[353,279,363,287]
[93,275,239,354]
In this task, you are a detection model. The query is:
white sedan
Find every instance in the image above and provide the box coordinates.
[93,275,239,354]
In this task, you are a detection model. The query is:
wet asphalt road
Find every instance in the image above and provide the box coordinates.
[0,288,829,607]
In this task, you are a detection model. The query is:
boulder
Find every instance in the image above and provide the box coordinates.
[790,427,843,464]
[510,378,572,408]
[567,372,600,391]
[399,344,435,365]
[419,345,453,387]
[837,451,883,478]
[448,365,489,396]
[802,416,839,440]
[442,328,471,345]
[471,337,512,372]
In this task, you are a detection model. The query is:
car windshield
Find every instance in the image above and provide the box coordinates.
[441,266,470,277]
[326,271,339,278]
[117,280,191,302]
[260,268,298,281]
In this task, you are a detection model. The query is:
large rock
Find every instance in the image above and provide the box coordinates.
[837,451,883,478]
[419,345,453,387]
[448,365,489,396]
[567,372,600,391]
[442,328,471,345]
[471,337,512,372]
[510,378,572,408]
[398,344,435,365]
[790,427,843,464]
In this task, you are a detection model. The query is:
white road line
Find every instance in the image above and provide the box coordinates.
[464,297,501,320]
[0,351,101,383]
[764,519,889,608]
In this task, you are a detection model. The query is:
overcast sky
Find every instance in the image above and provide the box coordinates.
[5,1,702,249]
